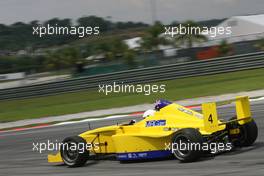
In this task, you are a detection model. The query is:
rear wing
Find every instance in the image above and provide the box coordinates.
[202,96,252,133]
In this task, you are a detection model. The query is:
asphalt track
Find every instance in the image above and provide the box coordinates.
[0,101,264,176]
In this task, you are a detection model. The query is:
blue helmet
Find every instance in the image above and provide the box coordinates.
[154,99,172,110]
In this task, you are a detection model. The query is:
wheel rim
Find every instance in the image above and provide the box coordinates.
[62,142,79,163]
[173,135,191,158]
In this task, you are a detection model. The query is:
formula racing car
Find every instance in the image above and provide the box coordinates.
[48,96,258,167]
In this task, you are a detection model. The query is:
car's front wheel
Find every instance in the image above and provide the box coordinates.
[60,136,89,167]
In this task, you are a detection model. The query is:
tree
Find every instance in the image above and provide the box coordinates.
[61,47,81,65]
[77,16,109,32]
[255,38,264,51]
[140,22,168,52]
[29,20,40,26]
[93,37,130,61]
[44,18,72,27]
[90,37,136,67]
[115,21,148,30]
[0,24,10,35]
[218,40,233,56]
[123,49,136,67]
[45,47,81,70]
[174,20,207,48]
[45,51,64,70]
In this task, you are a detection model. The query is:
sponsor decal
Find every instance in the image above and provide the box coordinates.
[146,120,166,127]
[177,107,193,115]
[117,150,171,161]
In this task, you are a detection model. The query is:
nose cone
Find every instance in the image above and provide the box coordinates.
[48,152,63,163]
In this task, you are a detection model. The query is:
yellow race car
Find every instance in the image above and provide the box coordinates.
[48,96,258,167]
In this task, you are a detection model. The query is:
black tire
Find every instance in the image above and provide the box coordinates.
[235,120,258,147]
[171,128,204,162]
[60,136,89,167]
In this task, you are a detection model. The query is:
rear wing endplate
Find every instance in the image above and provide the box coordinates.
[202,96,252,133]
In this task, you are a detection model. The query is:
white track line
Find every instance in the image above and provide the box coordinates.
[53,115,131,126]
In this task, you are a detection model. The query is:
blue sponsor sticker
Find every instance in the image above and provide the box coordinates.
[146,120,166,127]
[117,150,171,161]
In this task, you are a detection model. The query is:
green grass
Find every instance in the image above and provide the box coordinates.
[1,68,264,123]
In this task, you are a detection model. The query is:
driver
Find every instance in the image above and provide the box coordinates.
[154,99,172,111]
[143,99,172,118]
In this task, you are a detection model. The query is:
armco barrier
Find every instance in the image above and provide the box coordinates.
[0,52,264,100]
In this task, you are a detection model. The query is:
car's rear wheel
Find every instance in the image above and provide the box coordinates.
[234,119,258,147]
[60,136,89,167]
[172,128,204,162]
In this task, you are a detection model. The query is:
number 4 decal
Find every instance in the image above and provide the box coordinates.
[208,114,213,123]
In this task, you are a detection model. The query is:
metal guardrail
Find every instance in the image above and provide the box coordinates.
[0,52,264,100]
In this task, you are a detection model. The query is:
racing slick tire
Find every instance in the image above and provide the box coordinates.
[234,119,258,147]
[60,136,89,167]
[171,128,204,162]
